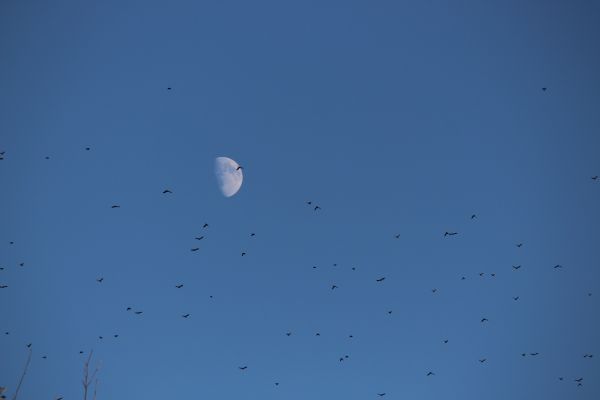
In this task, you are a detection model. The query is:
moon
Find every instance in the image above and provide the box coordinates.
[214,156,243,197]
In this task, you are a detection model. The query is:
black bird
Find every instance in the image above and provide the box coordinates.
[431,288,437,293]
[162,189,172,194]
[481,318,488,323]
[521,353,526,357]
[387,310,393,315]
[443,339,449,343]
[513,296,520,301]
[376,277,386,282]
[182,314,190,318]
[306,201,312,205]
[195,236,204,240]
[42,355,47,359]
[558,377,564,381]
[512,265,521,270]
[479,272,484,277]
[45,156,50,159]
[4,332,8,335]
[592,176,598,180]
[349,335,353,338]
[239,366,248,370]
[314,205,321,211]
[250,233,256,237]
[241,252,246,256]
[275,382,279,386]
[426,371,435,376]
[351,267,356,271]
[471,214,477,219]
[114,334,119,338]
[191,248,199,252]
[553,264,563,269]
[134,311,143,315]
[377,394,386,397]
[175,284,184,289]
[111,205,120,209]
[286,332,292,336]
[19,262,24,267]
[461,276,466,280]
[479,358,487,363]
[27,343,32,348]
[331,284,338,290]
[96,277,104,283]
[85,147,90,151]
[126,307,132,311]
[79,351,84,354]
[530,352,539,356]
[236,165,243,171]
[583,354,593,358]
[491,273,496,277]
[312,266,317,269]
[444,231,458,237]
[339,357,344,362]
[0,285,7,289]
[315,332,321,336]
[394,234,401,239]
[0,267,4,271]
[542,87,547,91]
[574,378,583,383]
[203,223,209,228]
[99,336,103,340]
[516,243,523,247]
[167,87,172,90]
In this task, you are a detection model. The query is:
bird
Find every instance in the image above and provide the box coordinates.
[376,277,386,282]
[191,248,199,252]
[241,252,246,256]
[239,366,248,370]
[394,234,401,239]
[349,335,353,338]
[182,314,190,318]
[513,296,520,301]
[286,332,292,336]
[314,205,321,211]
[194,236,204,240]
[167,87,172,90]
[583,354,594,358]
[0,285,7,289]
[575,378,583,383]
[377,394,386,397]
[126,307,132,311]
[479,358,487,363]
[512,265,521,270]
[443,339,449,343]
[162,189,173,194]
[331,284,338,290]
[236,165,243,171]
[461,276,466,280]
[27,343,32,348]
[79,351,84,354]
[111,205,120,209]
[558,377,564,381]
[491,273,496,277]
[85,147,90,151]
[431,288,437,293]
[471,214,477,219]
[530,352,539,356]
[521,353,526,357]
[175,284,184,289]
[96,277,104,283]
[542,87,547,91]
[592,176,598,180]
[479,272,484,277]
[42,356,47,359]
[274,382,279,386]
[250,233,256,237]
[45,156,50,159]
[516,243,523,247]
[4,332,8,335]
[203,223,209,228]
[134,311,143,315]
[481,318,488,323]
[339,357,344,362]
[315,332,321,336]
[19,262,24,267]
[99,336,103,340]
[387,310,393,315]
[444,231,458,237]
[114,334,119,338]
[553,264,563,269]
[306,201,312,205]
[426,371,435,376]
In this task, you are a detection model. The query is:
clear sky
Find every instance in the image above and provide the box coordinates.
[1,1,599,399]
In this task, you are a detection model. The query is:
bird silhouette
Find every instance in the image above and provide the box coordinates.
[592,176,598,180]
[521,353,526,357]
[575,378,583,383]
[191,248,199,252]
[513,296,520,301]
[443,339,449,343]
[203,223,209,228]
[239,366,248,370]
[530,352,539,356]
[42,355,47,359]
[583,354,594,358]
[111,205,120,208]
[491,273,496,277]
[331,284,338,290]
[126,307,132,311]
[461,276,466,280]
[27,343,32,348]
[431,288,437,293]
[306,201,312,205]
[481,318,488,323]
[377,394,386,397]
[162,189,173,194]
[314,205,321,211]
[114,334,119,338]
[387,310,393,315]
[175,284,184,289]
[236,165,243,171]
[444,232,458,237]
[167,87,172,90]
[315,332,321,336]
[241,252,246,256]
[376,277,386,282]
[479,272,484,277]
[553,264,563,269]
[394,234,401,239]
[182,314,190,318]
[96,277,104,283]
[195,236,204,240]
[250,233,256,237]
[134,311,143,315]
[542,87,547,91]
[426,371,435,376]
[512,265,521,270]
[0,285,7,289]
[85,147,90,151]
[286,332,292,336]
[516,243,523,247]
[274,382,279,386]
[471,214,477,219]
[479,358,487,363]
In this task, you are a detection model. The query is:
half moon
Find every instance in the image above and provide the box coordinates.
[214,156,243,197]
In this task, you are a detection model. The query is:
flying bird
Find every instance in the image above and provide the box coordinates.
[542,87,547,91]
[583,354,594,358]
[516,243,523,247]
[530,352,539,356]
[481,318,488,323]
[182,314,190,318]
[513,296,520,301]
[553,264,563,269]
[443,339,449,343]
[444,232,458,237]
[167,87,172,90]
[314,205,321,211]
[286,332,292,336]
[592,176,598,180]
[479,358,487,363]
[203,223,209,228]
[239,366,248,370]
[331,284,338,290]
[96,277,104,283]
[426,371,435,376]
[376,277,386,282]
[191,248,199,252]
[236,165,243,171]
[250,233,256,237]
[126,307,132,311]
[111,205,120,209]
[387,310,393,315]
[194,236,204,240]
[162,189,173,194]
[512,265,521,270]
[0,285,7,289]
[175,284,184,289]
[471,214,477,219]
[575,378,583,383]
[241,252,246,256]
[431,288,437,293]
[134,311,143,315]
[377,394,386,397]
[394,234,401,239]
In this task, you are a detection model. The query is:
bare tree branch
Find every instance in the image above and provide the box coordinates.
[10,348,32,400]
[82,351,100,400]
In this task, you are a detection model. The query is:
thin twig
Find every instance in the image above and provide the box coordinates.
[11,348,32,400]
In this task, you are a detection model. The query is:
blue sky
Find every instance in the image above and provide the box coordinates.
[1,0,599,399]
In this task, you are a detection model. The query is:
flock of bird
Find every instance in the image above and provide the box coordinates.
[1,103,599,398]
